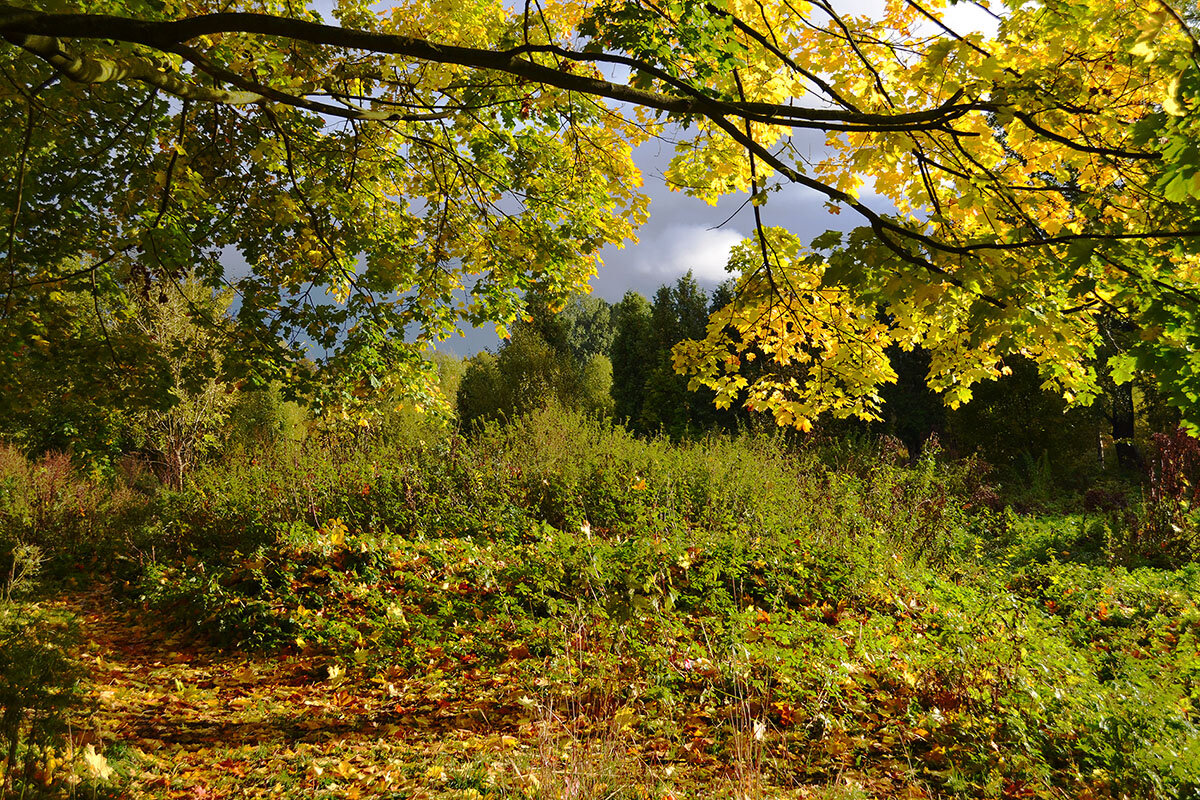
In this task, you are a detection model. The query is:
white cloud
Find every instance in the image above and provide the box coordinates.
[630,224,746,283]
[940,3,1001,37]
[837,0,1000,36]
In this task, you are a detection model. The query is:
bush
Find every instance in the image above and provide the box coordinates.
[225,384,307,453]
[0,443,150,560]
[129,406,979,654]
[1130,427,1200,566]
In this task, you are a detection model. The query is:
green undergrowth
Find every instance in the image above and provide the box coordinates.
[4,408,1200,798]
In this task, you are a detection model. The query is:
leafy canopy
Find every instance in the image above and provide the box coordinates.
[2,0,1200,424]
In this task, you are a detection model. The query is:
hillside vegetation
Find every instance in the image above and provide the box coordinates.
[2,407,1199,799]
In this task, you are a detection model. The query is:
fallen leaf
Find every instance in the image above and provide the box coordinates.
[83,745,113,782]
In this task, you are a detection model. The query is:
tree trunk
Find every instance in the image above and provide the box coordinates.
[2,717,19,795]
[1112,379,1143,473]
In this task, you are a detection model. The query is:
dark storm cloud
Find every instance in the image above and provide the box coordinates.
[586,130,873,302]
[445,137,857,355]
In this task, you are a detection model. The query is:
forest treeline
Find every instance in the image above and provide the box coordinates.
[0,270,1187,499]
[454,274,1183,500]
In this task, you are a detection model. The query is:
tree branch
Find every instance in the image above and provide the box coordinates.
[0,6,993,132]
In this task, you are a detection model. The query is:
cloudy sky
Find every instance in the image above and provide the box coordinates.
[442,132,852,355]
[590,135,837,295]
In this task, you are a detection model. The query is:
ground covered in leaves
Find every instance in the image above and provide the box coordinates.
[67,584,916,800]
[6,410,1200,798]
[68,585,592,800]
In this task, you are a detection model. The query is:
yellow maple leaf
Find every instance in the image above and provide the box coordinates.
[83,745,113,782]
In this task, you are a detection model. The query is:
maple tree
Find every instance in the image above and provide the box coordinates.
[1,0,1199,424]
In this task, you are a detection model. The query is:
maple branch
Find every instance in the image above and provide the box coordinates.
[169,41,448,121]
[1013,110,1158,160]
[1157,0,1200,58]
[810,0,895,107]
[3,250,125,294]
[2,80,41,319]
[709,108,1007,307]
[0,2,1188,314]
[153,99,189,230]
[12,33,264,104]
[0,6,989,133]
[702,1,863,113]
[90,255,120,362]
[733,70,788,321]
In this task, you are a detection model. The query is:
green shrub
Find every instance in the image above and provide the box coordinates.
[1125,428,1200,567]
[225,384,307,453]
[0,443,150,562]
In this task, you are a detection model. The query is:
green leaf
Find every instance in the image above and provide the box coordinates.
[1108,353,1137,385]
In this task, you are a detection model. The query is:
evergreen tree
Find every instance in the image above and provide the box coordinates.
[609,291,654,426]
[945,357,1105,487]
[637,273,732,436]
[640,282,695,435]
[877,346,945,457]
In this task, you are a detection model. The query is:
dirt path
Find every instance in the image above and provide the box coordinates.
[55,590,911,799]
[61,588,534,799]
